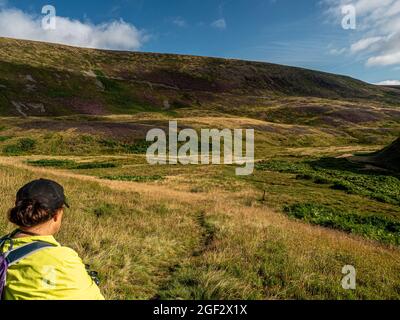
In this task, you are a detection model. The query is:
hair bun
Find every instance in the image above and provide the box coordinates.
[8,198,56,228]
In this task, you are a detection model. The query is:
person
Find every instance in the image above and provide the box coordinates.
[0,179,104,300]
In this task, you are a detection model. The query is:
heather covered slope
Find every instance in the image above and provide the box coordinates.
[0,37,399,156]
[0,37,399,119]
[1,38,400,300]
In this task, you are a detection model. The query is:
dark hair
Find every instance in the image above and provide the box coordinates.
[8,199,59,228]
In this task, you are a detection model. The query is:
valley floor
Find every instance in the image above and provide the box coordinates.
[1,36,400,300]
[0,146,399,300]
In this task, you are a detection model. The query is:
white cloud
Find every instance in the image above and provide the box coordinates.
[324,0,400,66]
[0,8,147,50]
[211,18,227,30]
[367,51,400,66]
[350,36,383,53]
[375,80,400,85]
[329,47,347,55]
[172,17,186,27]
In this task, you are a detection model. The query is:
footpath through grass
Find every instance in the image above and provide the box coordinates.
[0,162,203,299]
[1,158,400,299]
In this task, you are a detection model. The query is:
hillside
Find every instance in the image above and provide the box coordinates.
[371,138,400,171]
[0,37,399,119]
[1,37,400,300]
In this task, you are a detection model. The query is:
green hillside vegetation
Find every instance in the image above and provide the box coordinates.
[0,37,399,118]
[0,38,399,300]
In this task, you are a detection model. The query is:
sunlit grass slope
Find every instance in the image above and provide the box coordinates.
[1,155,400,300]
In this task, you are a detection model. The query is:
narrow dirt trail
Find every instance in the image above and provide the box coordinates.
[3,155,398,258]
[0,156,207,203]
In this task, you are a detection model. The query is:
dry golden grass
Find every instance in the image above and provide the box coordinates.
[0,156,206,202]
[1,36,399,300]
[0,159,205,299]
[1,156,400,299]
[159,189,400,299]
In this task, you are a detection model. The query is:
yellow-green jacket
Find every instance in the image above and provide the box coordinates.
[2,234,104,300]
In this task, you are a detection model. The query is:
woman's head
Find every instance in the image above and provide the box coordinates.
[8,179,69,234]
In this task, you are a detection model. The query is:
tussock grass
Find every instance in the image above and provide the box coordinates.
[0,162,203,299]
[1,158,400,299]
[157,191,400,300]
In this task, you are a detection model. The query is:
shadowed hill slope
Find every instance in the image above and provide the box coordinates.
[0,37,399,118]
[351,137,400,171]
[373,138,400,171]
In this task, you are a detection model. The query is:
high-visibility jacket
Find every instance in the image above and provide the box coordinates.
[2,234,105,300]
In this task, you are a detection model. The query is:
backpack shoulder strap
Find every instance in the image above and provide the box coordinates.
[5,241,55,267]
[0,230,21,252]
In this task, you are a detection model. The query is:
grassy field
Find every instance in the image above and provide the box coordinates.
[1,38,400,300]
[0,136,400,299]
[0,112,399,300]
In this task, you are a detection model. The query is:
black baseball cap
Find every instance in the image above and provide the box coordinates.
[16,179,70,211]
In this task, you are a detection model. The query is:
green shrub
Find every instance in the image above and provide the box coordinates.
[331,181,351,191]
[27,159,75,168]
[0,136,12,142]
[101,175,164,182]
[74,162,117,170]
[27,159,118,170]
[99,138,119,148]
[257,159,400,205]
[93,203,115,218]
[3,138,36,155]
[124,140,152,154]
[314,176,331,185]
[80,135,94,143]
[17,138,36,150]
[284,203,400,246]
[296,174,313,181]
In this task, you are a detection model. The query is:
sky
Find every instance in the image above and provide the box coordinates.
[0,0,398,85]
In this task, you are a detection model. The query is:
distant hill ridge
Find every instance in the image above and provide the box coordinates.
[0,37,399,117]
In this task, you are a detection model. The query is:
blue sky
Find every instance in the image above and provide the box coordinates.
[0,0,399,84]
